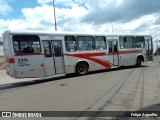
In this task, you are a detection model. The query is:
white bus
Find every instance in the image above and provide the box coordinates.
[3,30,153,78]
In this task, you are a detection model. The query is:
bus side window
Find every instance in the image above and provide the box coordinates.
[43,41,52,57]
[114,41,118,52]
[119,36,124,49]
[136,37,145,48]
[53,41,62,57]
[123,36,136,49]
[65,36,76,52]
[95,36,107,50]
[76,36,94,51]
[108,41,112,52]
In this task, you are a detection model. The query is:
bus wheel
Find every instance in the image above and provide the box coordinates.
[136,57,142,67]
[76,62,88,75]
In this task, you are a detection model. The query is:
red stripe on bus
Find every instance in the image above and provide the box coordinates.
[65,52,106,57]
[14,53,43,56]
[14,50,141,57]
[86,57,111,68]
[64,50,141,68]
[64,53,111,68]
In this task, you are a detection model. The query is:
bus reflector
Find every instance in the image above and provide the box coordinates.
[8,58,15,64]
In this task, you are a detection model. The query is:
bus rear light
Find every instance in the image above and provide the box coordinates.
[8,58,15,64]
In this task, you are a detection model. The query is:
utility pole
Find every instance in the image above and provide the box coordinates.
[53,0,57,31]
[111,19,113,33]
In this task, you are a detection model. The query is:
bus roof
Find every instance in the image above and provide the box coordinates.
[4,30,151,37]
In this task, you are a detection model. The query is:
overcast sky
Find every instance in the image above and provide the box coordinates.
[0,0,160,40]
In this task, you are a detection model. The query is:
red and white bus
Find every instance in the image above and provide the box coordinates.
[3,30,153,78]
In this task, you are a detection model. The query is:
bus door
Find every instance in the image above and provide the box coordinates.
[52,40,65,74]
[43,41,56,76]
[108,40,119,66]
[146,39,153,61]
[43,40,65,76]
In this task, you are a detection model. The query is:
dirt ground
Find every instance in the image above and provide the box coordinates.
[0,56,5,69]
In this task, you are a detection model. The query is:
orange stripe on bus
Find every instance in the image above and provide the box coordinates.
[118,50,142,54]
[107,50,141,55]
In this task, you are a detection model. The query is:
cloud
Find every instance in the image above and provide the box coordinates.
[22,5,54,27]
[0,19,8,34]
[1,0,160,39]
[21,3,89,31]
[81,0,160,25]
[0,0,12,16]
[0,1,89,36]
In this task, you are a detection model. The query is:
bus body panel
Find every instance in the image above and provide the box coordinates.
[118,49,144,66]
[64,51,110,74]
[3,30,154,78]
[14,55,44,78]
[3,31,16,78]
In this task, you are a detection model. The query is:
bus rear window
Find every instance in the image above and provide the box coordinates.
[12,35,41,54]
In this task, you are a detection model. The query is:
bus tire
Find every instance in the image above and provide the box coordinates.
[76,62,88,75]
[136,57,142,67]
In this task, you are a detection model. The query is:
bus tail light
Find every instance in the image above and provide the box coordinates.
[8,58,15,64]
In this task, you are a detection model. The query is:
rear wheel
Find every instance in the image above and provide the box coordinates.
[136,57,142,67]
[76,62,88,75]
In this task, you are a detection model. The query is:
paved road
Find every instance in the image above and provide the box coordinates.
[0,57,160,120]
